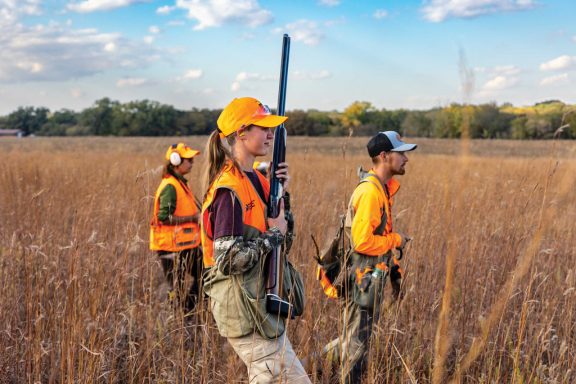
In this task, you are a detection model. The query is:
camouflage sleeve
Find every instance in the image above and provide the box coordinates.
[214,227,284,275]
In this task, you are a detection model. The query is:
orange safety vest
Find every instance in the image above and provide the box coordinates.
[201,162,270,268]
[150,175,200,251]
[350,171,400,256]
[316,171,402,299]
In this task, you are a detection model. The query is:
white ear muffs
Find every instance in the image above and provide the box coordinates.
[169,151,182,166]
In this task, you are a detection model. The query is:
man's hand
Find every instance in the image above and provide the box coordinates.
[396,231,412,250]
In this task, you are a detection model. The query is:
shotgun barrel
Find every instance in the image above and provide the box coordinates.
[265,34,293,318]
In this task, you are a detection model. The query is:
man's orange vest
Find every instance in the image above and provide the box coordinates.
[201,162,270,268]
[150,175,200,251]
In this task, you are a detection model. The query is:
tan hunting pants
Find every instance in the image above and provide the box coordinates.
[227,331,311,384]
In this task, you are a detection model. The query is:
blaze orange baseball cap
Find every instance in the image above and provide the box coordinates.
[165,143,200,161]
[217,97,287,137]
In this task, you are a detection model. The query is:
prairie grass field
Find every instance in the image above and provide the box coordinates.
[0,136,575,383]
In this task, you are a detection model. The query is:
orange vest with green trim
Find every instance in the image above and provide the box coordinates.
[150,175,200,251]
[201,163,270,268]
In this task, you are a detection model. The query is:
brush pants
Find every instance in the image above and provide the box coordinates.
[227,331,311,384]
[323,253,389,383]
[323,299,380,384]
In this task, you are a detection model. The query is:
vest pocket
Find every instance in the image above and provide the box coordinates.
[151,230,174,249]
[203,268,254,338]
[238,260,285,339]
[174,225,199,248]
[349,252,389,310]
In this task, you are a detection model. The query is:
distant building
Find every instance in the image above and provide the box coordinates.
[0,129,24,138]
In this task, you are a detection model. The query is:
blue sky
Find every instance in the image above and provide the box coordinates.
[0,0,575,115]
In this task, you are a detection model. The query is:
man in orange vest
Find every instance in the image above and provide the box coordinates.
[150,143,202,312]
[324,131,416,383]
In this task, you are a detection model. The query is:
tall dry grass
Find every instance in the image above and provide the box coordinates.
[0,136,575,383]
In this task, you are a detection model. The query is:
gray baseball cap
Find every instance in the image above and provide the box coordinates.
[367,131,417,157]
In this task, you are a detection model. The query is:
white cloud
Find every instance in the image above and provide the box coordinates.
[318,0,340,7]
[230,71,275,91]
[539,55,576,71]
[149,25,160,34]
[143,35,154,44]
[116,77,148,87]
[493,65,520,76]
[103,41,116,52]
[0,0,42,27]
[540,73,569,86]
[156,5,174,15]
[67,0,147,13]
[293,69,332,80]
[15,61,43,73]
[422,0,535,22]
[175,0,273,30]
[0,19,158,83]
[274,20,324,46]
[182,68,203,79]
[573,35,576,43]
[474,65,521,80]
[482,75,518,91]
[373,9,388,19]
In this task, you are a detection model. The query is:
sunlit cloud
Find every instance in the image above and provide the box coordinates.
[175,0,273,30]
[540,73,569,86]
[493,65,521,76]
[116,77,148,87]
[182,68,203,80]
[67,0,147,13]
[156,5,174,15]
[318,0,340,7]
[539,55,576,71]
[422,0,536,22]
[273,19,324,46]
[0,20,158,83]
[481,75,518,91]
[230,71,275,91]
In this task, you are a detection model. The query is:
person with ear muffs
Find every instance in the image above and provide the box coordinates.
[150,143,203,313]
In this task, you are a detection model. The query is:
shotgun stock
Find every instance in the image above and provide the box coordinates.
[265,34,293,318]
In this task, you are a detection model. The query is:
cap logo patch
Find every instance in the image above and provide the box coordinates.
[253,103,271,118]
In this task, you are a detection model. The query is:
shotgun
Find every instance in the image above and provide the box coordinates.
[265,34,292,318]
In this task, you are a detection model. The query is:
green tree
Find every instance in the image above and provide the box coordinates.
[38,109,78,136]
[6,106,49,135]
[402,111,432,137]
[79,98,118,135]
[433,104,463,138]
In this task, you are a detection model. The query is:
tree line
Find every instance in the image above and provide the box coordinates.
[1,98,574,139]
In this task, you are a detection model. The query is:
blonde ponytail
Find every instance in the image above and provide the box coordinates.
[203,131,239,198]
